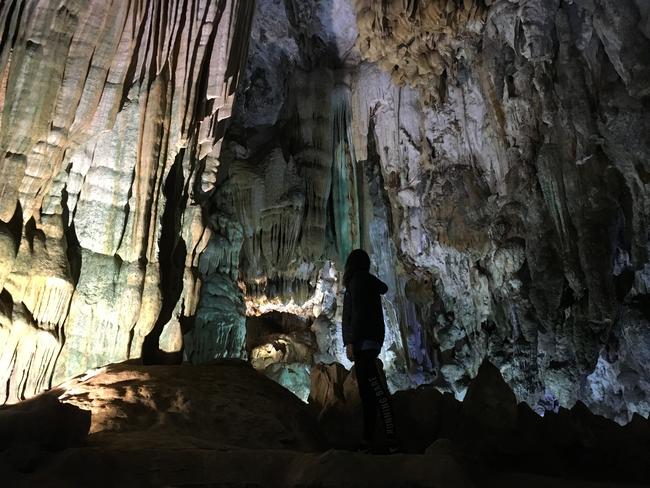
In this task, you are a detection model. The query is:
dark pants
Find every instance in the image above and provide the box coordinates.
[354,349,396,443]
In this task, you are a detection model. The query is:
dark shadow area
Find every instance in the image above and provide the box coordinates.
[309,359,650,485]
[0,389,90,473]
[0,288,13,319]
[142,153,187,365]
[2,359,648,487]
[5,199,23,253]
[61,186,82,285]
[245,311,313,355]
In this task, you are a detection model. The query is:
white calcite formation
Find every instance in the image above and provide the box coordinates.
[207,0,650,424]
[349,0,650,422]
[0,0,254,403]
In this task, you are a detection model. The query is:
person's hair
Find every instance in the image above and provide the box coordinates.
[343,249,370,287]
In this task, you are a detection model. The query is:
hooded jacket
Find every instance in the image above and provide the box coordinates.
[341,270,388,347]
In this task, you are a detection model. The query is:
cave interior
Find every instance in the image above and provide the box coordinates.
[1,0,650,486]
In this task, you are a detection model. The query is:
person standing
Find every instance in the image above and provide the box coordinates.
[341,249,397,453]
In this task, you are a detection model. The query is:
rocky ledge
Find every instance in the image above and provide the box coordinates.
[1,361,649,488]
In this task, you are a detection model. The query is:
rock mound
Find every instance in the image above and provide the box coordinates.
[2,359,649,488]
[56,359,324,452]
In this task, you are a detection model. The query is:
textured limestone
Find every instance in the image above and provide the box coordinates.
[202,0,650,424]
[355,0,487,100]
[2,0,650,427]
[55,360,323,451]
[0,0,254,402]
[348,0,650,422]
[190,0,423,400]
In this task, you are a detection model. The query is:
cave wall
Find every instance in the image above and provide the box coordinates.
[351,0,650,422]
[187,0,432,393]
[204,0,650,423]
[0,0,254,403]
[1,0,649,425]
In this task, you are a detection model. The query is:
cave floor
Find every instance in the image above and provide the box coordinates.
[10,443,649,488]
[1,361,648,488]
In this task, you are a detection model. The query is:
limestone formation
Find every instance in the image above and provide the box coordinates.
[345,0,650,423]
[204,0,650,424]
[1,0,650,430]
[0,0,254,402]
[355,0,487,101]
[197,0,430,400]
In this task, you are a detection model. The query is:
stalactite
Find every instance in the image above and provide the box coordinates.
[354,0,487,102]
[330,82,361,264]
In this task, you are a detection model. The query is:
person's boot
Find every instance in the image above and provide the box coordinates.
[386,437,399,454]
[370,438,399,455]
[356,438,373,454]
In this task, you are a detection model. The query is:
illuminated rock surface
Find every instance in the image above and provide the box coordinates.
[344,0,650,422]
[0,0,254,402]
[206,0,650,425]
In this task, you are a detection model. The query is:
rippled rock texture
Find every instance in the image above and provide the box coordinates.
[0,0,254,402]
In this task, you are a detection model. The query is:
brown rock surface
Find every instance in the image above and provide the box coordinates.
[55,360,324,452]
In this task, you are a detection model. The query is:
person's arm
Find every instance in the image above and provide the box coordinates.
[374,276,388,295]
[343,277,364,362]
[345,343,355,362]
[341,289,354,346]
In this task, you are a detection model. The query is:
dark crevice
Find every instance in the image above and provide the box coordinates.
[0,288,14,319]
[23,217,38,253]
[6,199,22,253]
[141,152,187,365]
[0,0,24,57]
[61,186,82,285]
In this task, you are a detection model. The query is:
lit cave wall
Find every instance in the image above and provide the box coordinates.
[1,0,650,425]
[0,0,255,401]
[186,0,425,400]
[187,0,650,423]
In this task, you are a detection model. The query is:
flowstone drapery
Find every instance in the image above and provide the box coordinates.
[0,0,254,403]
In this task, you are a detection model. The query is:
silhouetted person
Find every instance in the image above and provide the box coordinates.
[342,249,397,453]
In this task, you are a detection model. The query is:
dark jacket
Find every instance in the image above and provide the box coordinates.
[341,270,388,346]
